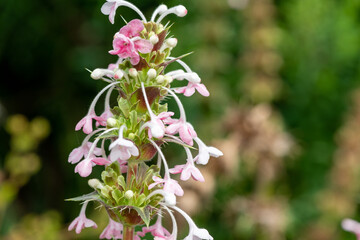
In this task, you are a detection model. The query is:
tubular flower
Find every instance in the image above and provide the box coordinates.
[67,2,219,239]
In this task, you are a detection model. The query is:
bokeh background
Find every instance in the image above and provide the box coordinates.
[1,0,360,239]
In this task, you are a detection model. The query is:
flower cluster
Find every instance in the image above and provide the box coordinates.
[67,1,222,239]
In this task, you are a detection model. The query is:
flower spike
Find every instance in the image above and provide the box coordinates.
[68,2,217,238]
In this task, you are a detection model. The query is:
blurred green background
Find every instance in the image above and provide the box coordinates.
[1,0,360,239]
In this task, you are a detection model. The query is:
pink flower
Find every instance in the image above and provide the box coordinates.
[109,20,152,65]
[194,137,223,165]
[75,156,111,177]
[68,142,102,164]
[75,111,103,134]
[148,176,184,196]
[169,161,204,182]
[96,108,113,127]
[68,202,97,234]
[169,147,205,182]
[138,216,170,238]
[100,218,123,239]
[109,138,139,162]
[166,120,197,146]
[175,82,209,97]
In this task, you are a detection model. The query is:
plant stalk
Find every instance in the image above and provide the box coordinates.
[123,225,135,240]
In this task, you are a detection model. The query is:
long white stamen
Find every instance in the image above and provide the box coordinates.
[151,4,168,22]
[149,139,170,178]
[156,5,187,24]
[119,1,147,22]
[141,82,156,119]
[104,86,115,111]
[87,81,119,115]
[167,57,192,73]
[171,206,195,232]
[157,153,162,169]
[81,128,106,146]
[162,87,187,122]
[163,205,178,238]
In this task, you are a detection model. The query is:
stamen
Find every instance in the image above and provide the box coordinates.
[151,4,168,22]
[162,87,187,122]
[162,205,178,238]
[156,5,187,24]
[117,1,147,22]
[87,81,119,116]
[149,139,171,178]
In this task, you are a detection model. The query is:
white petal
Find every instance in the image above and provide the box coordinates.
[207,146,223,157]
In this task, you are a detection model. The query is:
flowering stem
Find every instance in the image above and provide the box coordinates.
[123,225,135,240]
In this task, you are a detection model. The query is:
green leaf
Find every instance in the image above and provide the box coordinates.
[117,176,126,190]
[118,97,130,118]
[111,189,124,204]
[65,192,100,202]
[133,206,151,227]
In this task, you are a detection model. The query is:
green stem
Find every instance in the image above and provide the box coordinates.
[123,225,135,240]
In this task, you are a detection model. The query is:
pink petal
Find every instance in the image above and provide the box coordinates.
[91,157,111,165]
[183,86,196,97]
[174,87,186,94]
[179,125,194,146]
[195,83,210,97]
[75,160,93,177]
[75,117,86,131]
[180,167,192,181]
[190,167,205,182]
[134,39,153,54]
[68,147,84,164]
[83,117,93,134]
[130,53,140,65]
[169,165,184,174]
[119,19,144,38]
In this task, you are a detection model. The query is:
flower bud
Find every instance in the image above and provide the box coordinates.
[147,68,157,79]
[91,69,105,80]
[129,68,138,78]
[128,133,136,140]
[114,70,123,79]
[166,38,178,48]
[164,75,173,84]
[106,117,117,127]
[175,5,187,17]
[150,35,159,44]
[156,75,165,84]
[125,190,134,199]
[88,179,103,190]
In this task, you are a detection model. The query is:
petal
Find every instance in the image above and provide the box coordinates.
[174,87,186,94]
[207,146,223,157]
[83,117,93,134]
[195,84,210,97]
[68,217,79,231]
[91,157,111,165]
[130,53,140,65]
[134,39,153,53]
[183,86,196,97]
[179,125,193,146]
[120,19,144,38]
[68,147,84,164]
[101,2,114,15]
[75,117,86,131]
[129,145,140,157]
[180,167,192,181]
[75,159,93,177]
[190,166,205,182]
